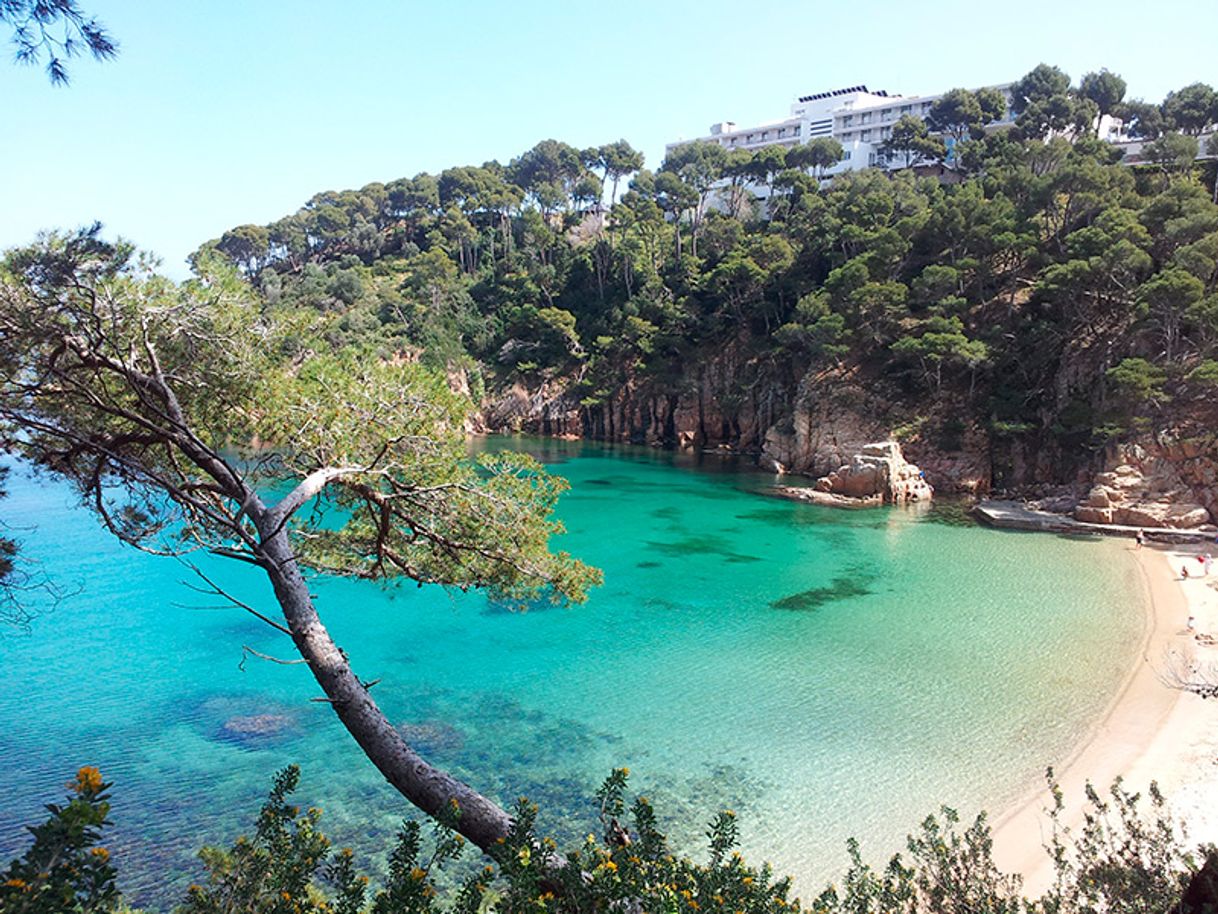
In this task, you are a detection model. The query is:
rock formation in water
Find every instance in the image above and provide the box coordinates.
[816,441,934,504]
[772,441,932,508]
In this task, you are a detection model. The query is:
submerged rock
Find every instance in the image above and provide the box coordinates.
[216,713,297,748]
[397,719,465,756]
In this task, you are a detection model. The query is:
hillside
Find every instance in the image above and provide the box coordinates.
[198,66,1218,522]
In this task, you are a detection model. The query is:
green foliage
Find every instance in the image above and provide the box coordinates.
[7,767,1216,914]
[1079,70,1127,118]
[174,66,1218,467]
[1,0,116,84]
[0,767,119,913]
[1110,360,1164,407]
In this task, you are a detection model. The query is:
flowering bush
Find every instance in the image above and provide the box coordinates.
[3,766,1217,913]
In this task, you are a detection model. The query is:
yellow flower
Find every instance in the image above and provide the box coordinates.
[280,891,292,901]
[71,766,103,795]
[517,846,531,866]
[742,876,753,886]
[90,847,110,862]
[410,867,427,881]
[4,878,28,890]
[602,860,618,873]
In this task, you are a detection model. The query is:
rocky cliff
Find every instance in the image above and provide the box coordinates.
[1073,436,1217,529]
[476,354,1217,530]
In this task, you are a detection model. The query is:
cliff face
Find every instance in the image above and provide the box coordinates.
[482,341,791,451]
[476,353,1217,529]
[1073,436,1218,528]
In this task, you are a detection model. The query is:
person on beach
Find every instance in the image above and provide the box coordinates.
[1135,528,1144,549]
[1188,613,1197,632]
[1182,565,1190,580]
[1205,553,1213,576]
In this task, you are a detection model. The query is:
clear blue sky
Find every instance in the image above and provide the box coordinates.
[3,0,1216,278]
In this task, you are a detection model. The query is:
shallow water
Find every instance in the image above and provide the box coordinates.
[0,439,1144,907]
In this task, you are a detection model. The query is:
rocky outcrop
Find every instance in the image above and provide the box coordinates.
[773,441,932,508]
[1074,442,1214,528]
[816,441,933,504]
[761,375,890,477]
[481,380,584,438]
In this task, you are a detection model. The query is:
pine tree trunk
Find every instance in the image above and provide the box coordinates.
[252,519,514,852]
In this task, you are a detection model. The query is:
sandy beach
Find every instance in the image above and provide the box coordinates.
[992,538,1218,893]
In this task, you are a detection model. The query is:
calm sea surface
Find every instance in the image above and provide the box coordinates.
[0,439,1145,907]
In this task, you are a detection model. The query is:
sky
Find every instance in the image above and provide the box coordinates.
[3,0,1217,278]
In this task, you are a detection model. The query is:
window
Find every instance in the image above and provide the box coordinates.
[861,129,871,141]
[901,105,912,114]
[843,150,852,160]
[861,112,872,124]
[881,108,892,118]
[842,115,853,126]
[761,131,769,140]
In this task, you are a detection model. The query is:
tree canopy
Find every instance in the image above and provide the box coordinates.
[1,0,115,84]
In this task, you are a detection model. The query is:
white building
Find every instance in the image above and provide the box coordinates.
[667,81,1128,181]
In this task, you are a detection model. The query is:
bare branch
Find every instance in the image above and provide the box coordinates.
[1159,648,1218,700]
[178,561,291,636]
[238,645,307,671]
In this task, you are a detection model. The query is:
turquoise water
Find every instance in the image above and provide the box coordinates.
[0,439,1145,907]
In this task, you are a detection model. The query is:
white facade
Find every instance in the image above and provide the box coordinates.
[666,82,1020,178]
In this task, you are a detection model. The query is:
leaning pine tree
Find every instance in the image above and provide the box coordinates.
[0,227,601,851]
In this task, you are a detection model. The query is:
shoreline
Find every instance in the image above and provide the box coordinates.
[991,540,1218,893]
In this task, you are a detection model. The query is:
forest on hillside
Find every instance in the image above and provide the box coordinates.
[199,64,1218,487]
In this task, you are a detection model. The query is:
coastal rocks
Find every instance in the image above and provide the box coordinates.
[757,454,786,474]
[482,380,583,438]
[773,441,932,508]
[480,337,788,451]
[1075,448,1213,528]
[760,378,890,478]
[815,441,933,504]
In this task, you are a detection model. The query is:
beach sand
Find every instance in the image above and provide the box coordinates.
[991,540,1218,894]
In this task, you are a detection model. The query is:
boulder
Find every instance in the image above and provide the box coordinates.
[1075,445,1214,529]
[1082,486,1113,508]
[1075,506,1114,525]
[813,441,933,505]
